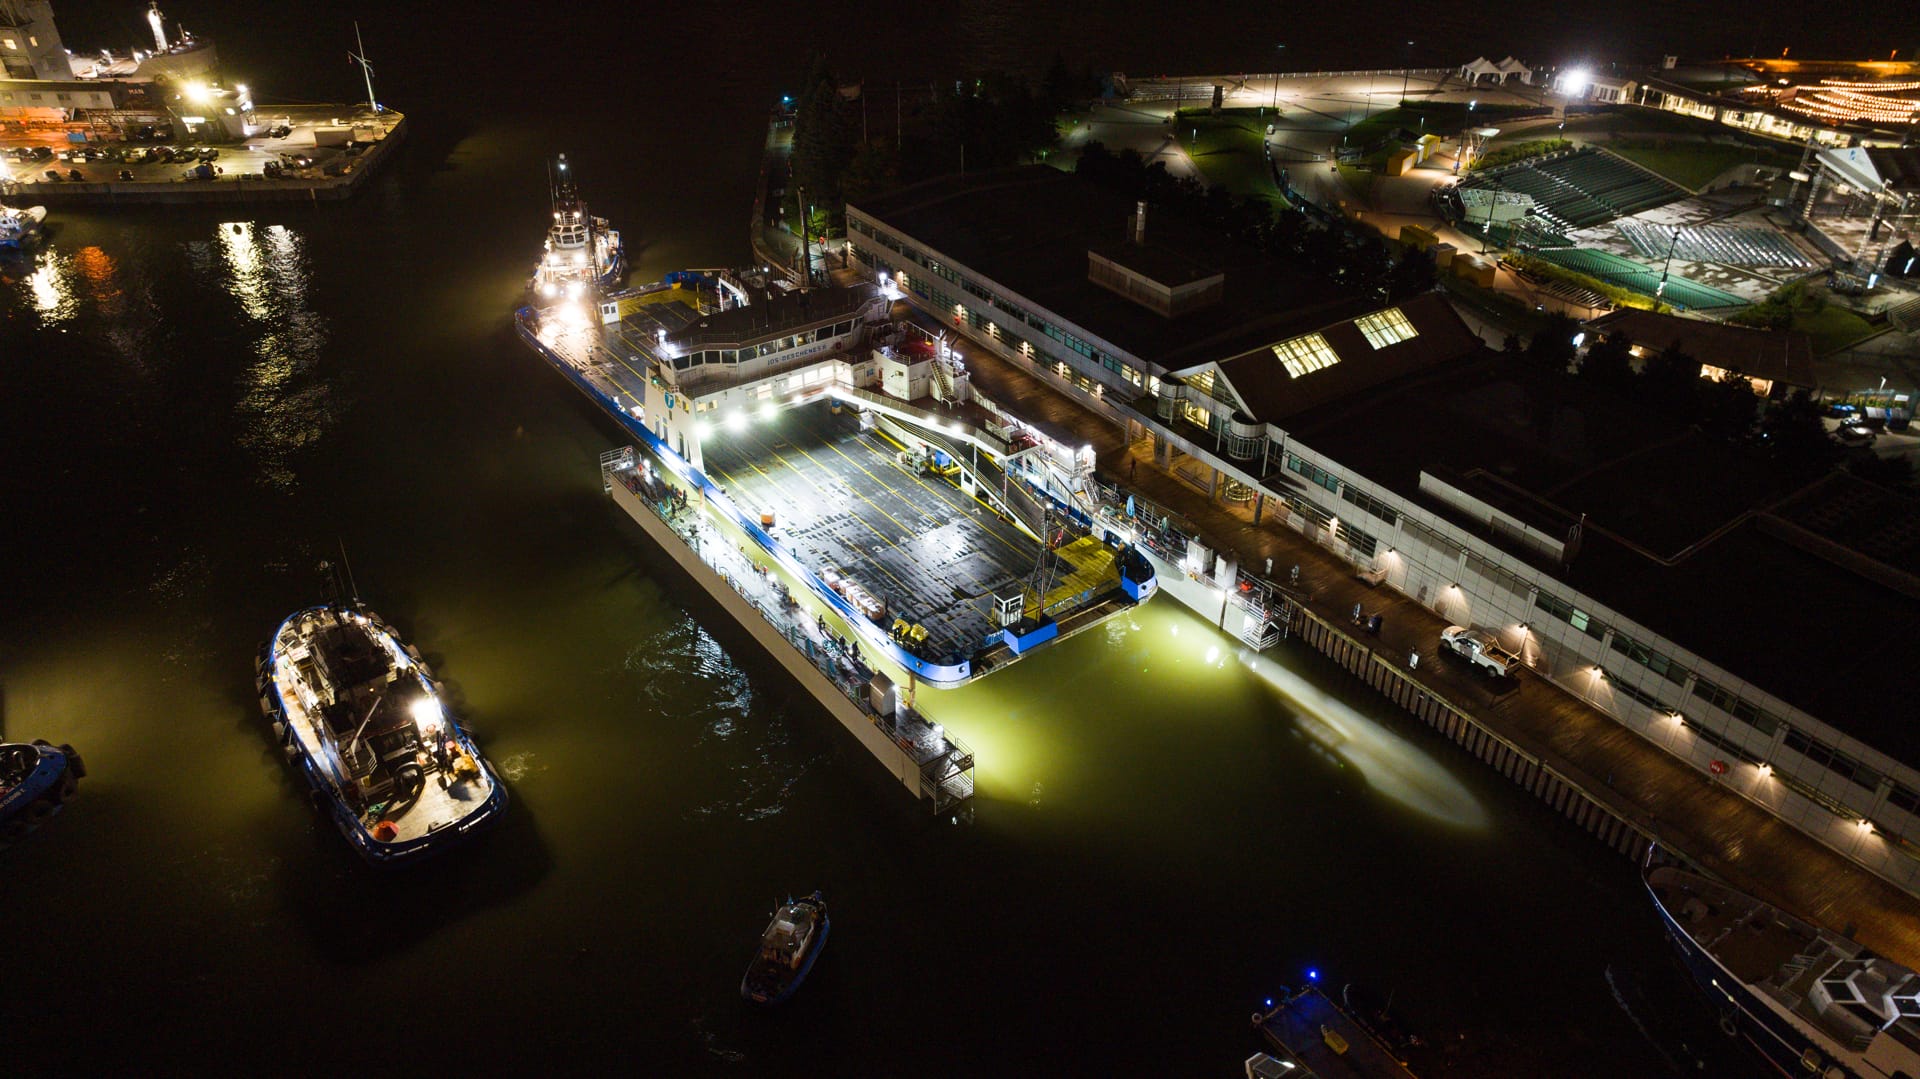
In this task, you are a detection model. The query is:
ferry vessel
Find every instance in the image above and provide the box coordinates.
[0,204,47,249]
[531,154,623,300]
[742,891,829,1004]
[257,604,506,864]
[1647,862,1920,1078]
[0,739,84,848]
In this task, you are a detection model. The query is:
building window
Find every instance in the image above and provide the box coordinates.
[2,38,16,50]
[1355,307,1419,349]
[1535,591,1605,639]
[1782,729,1880,791]
[1609,630,1689,685]
[1687,721,1761,765]
[1340,486,1399,527]
[1285,453,1340,494]
[1601,668,1668,712]
[1271,332,1339,379]
[1889,785,1920,817]
[1690,678,1780,736]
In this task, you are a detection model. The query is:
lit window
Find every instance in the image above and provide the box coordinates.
[1271,333,1340,379]
[1355,308,1419,349]
[2,38,16,50]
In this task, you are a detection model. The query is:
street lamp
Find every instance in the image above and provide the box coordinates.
[1271,45,1286,113]
[1655,226,1682,300]
[1401,41,1415,107]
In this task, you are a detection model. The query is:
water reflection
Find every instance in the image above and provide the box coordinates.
[26,247,72,320]
[217,221,334,489]
[1239,648,1490,830]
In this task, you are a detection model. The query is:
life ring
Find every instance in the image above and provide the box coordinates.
[1719,1011,1738,1038]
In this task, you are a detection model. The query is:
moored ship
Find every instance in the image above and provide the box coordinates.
[531,154,623,301]
[1647,862,1920,1078]
[257,603,505,864]
[0,204,47,249]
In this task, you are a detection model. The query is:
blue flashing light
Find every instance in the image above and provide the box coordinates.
[1265,998,1273,1008]
[1306,968,1319,982]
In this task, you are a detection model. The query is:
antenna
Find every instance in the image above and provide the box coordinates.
[349,22,379,113]
[336,538,361,602]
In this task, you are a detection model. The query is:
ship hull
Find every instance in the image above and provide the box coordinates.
[1647,875,1856,1079]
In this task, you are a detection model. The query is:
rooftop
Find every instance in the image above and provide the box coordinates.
[1208,291,1483,422]
[850,166,1360,372]
[1283,350,1920,765]
[1588,308,1816,389]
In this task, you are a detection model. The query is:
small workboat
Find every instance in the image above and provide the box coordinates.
[0,739,84,848]
[0,204,47,249]
[258,602,506,864]
[741,890,829,1004]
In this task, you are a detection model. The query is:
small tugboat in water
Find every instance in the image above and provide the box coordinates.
[530,153,623,302]
[0,204,47,249]
[257,600,506,864]
[742,891,829,1004]
[0,740,84,848]
[1647,860,1920,1078]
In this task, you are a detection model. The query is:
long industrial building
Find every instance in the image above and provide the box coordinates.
[848,165,1920,895]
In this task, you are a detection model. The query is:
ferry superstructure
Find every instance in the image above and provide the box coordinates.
[531,154,623,300]
[1647,863,1920,1078]
[258,604,505,864]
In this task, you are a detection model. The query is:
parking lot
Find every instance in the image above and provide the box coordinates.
[701,400,1040,662]
[0,107,389,188]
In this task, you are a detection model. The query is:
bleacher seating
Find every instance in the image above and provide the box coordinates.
[1615,221,1814,269]
[1458,148,1686,231]
[1533,248,1750,311]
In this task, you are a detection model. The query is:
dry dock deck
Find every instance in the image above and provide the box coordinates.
[1256,989,1419,1079]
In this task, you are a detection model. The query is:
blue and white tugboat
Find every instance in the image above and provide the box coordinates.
[531,154,624,302]
[0,739,84,848]
[257,603,506,865]
[1647,862,1920,1078]
[742,891,829,1005]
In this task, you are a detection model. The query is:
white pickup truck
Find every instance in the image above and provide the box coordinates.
[1441,625,1521,677]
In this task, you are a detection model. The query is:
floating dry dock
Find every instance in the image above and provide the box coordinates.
[517,270,1158,807]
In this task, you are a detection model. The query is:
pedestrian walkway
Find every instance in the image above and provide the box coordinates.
[953,327,1920,970]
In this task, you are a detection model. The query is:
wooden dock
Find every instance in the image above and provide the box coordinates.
[1255,988,1419,1079]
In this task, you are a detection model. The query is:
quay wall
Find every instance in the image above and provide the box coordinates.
[7,115,408,207]
[604,478,930,802]
[1142,548,1655,863]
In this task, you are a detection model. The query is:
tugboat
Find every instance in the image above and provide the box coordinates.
[741,891,829,1004]
[530,154,623,302]
[1647,860,1920,1078]
[257,602,506,864]
[0,739,84,848]
[0,204,47,249]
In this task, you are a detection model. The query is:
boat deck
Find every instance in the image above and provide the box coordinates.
[703,400,1038,660]
[1650,869,1812,985]
[271,610,497,843]
[1255,988,1419,1079]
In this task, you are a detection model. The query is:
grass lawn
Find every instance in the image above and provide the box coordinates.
[1795,305,1876,355]
[1172,112,1290,206]
[1605,140,1801,191]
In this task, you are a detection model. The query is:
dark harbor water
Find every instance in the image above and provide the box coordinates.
[2,2,1890,1074]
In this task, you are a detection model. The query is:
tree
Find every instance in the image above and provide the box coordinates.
[1698,368,1759,442]
[1577,332,1634,389]
[1639,343,1702,420]
[1757,389,1838,469]
[1847,449,1916,492]
[1524,313,1579,373]
[1386,248,1438,301]
[792,54,858,207]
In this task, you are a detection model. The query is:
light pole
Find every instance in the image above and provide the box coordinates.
[1401,40,1415,107]
[1480,175,1504,254]
[1655,226,1681,300]
[1271,45,1286,114]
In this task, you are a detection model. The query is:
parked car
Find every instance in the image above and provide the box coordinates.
[28,145,54,161]
[1440,625,1521,677]
[1825,402,1860,419]
[1835,422,1876,445]
[197,148,219,162]
[268,123,292,138]
[281,152,314,168]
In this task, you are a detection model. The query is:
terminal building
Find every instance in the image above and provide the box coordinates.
[848,165,1920,894]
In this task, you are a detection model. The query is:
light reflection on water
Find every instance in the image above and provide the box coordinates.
[214,221,334,490]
